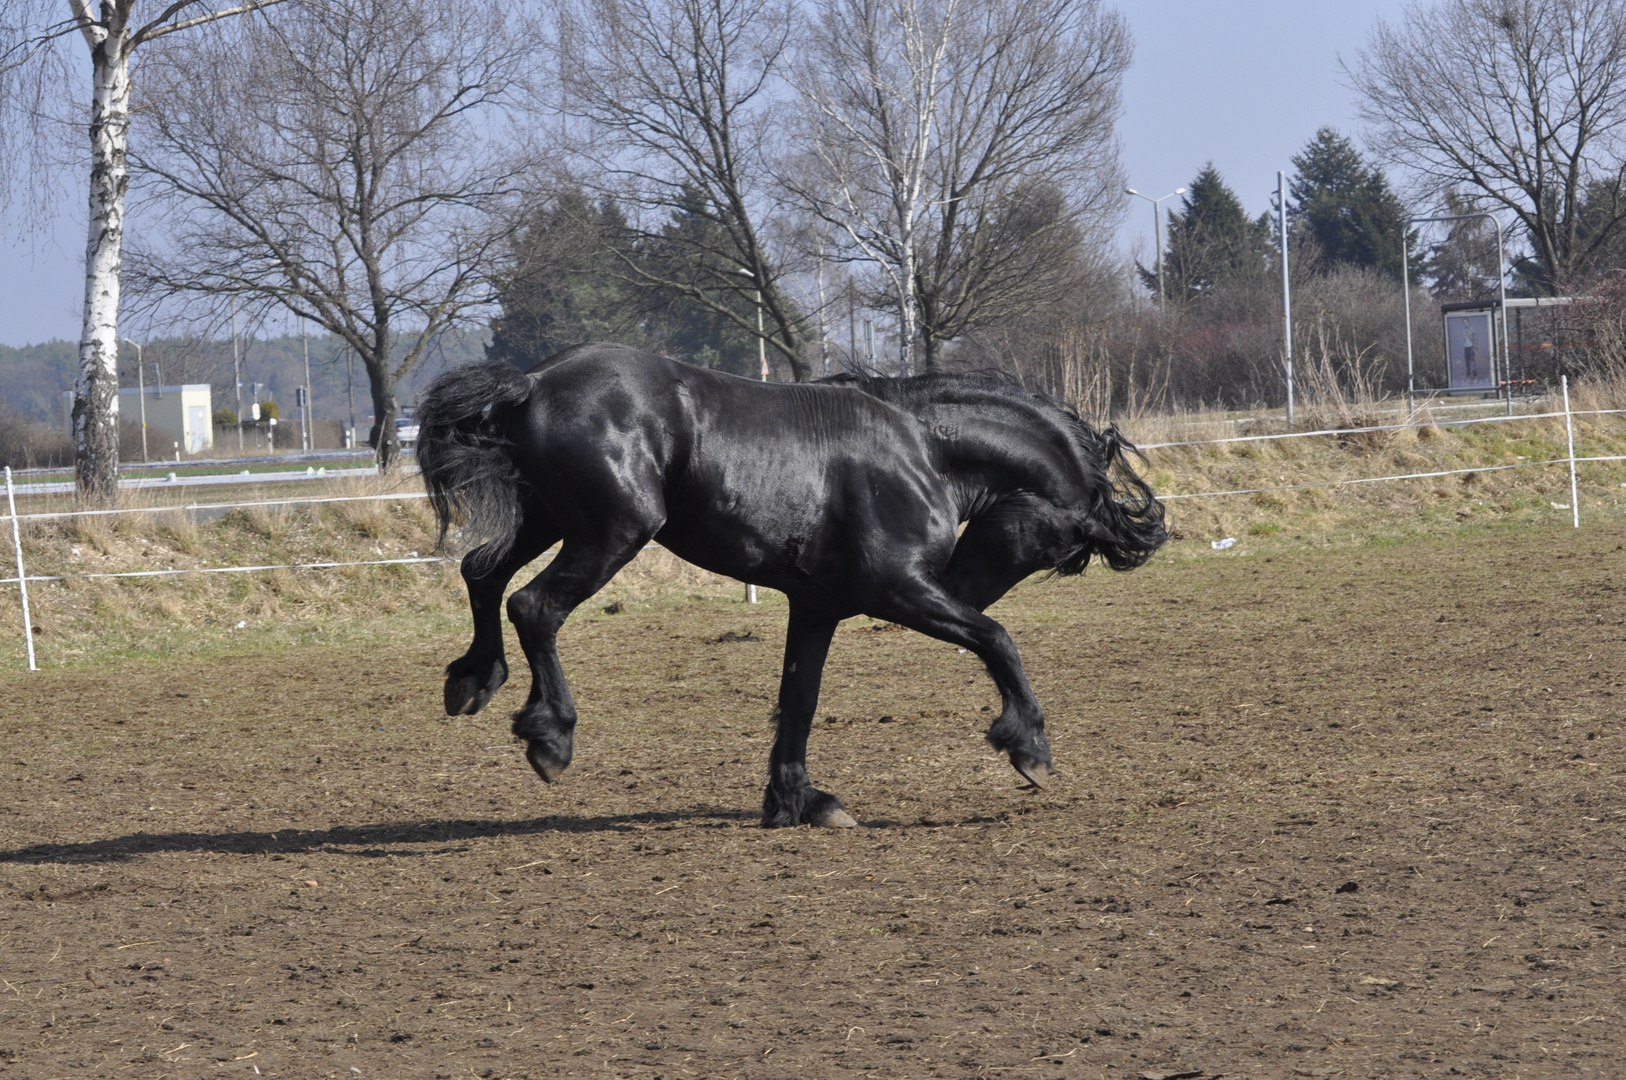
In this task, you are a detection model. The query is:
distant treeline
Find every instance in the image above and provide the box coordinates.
[0,330,488,427]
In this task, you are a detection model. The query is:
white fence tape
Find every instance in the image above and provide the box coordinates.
[1160,454,1626,501]
[1137,406,1626,451]
[5,489,428,523]
[1,554,453,587]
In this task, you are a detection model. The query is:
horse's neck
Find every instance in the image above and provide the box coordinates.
[908,399,1075,518]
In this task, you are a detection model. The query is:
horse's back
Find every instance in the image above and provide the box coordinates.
[508,344,959,597]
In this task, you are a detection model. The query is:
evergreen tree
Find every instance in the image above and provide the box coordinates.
[638,186,766,378]
[1288,127,1416,281]
[1145,164,1273,303]
[486,189,652,368]
[487,184,791,376]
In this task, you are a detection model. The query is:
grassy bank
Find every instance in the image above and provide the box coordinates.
[1,398,1623,670]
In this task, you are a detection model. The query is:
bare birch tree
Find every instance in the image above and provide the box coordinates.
[127,0,528,468]
[790,0,952,374]
[0,0,281,504]
[558,0,812,380]
[789,0,1129,371]
[1350,0,1626,291]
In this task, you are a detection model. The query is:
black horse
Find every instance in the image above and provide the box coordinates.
[418,343,1165,828]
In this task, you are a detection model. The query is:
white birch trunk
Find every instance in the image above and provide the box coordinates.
[73,15,132,504]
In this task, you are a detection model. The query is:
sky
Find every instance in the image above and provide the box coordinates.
[0,0,1413,349]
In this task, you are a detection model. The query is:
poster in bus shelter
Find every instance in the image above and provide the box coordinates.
[1444,310,1497,391]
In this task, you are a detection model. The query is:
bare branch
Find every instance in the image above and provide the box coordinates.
[132,0,287,47]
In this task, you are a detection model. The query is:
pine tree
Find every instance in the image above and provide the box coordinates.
[638,187,766,378]
[1288,128,1416,281]
[486,189,650,367]
[1146,164,1273,303]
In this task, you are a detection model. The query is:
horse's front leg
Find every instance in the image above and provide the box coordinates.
[444,526,559,716]
[873,577,1053,788]
[505,527,654,783]
[762,604,851,828]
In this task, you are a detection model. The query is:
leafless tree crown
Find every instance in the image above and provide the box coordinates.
[557,0,812,378]
[1351,0,1626,289]
[129,0,531,466]
[786,0,1130,370]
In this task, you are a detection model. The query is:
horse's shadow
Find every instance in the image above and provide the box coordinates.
[0,807,759,865]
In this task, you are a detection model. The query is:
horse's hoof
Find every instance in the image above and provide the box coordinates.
[444,661,506,716]
[445,678,484,716]
[1014,757,1052,789]
[525,742,568,783]
[813,807,857,828]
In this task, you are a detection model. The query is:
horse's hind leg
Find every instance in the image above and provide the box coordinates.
[505,525,655,783]
[872,577,1054,788]
[763,604,852,829]
[444,522,559,716]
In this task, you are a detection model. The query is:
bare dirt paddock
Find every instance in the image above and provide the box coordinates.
[1,525,1622,1080]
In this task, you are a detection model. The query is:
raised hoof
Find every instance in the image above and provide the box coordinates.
[444,678,486,716]
[444,660,506,716]
[813,807,857,829]
[1013,757,1053,789]
[525,742,568,783]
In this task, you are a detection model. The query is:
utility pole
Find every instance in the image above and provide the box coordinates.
[345,346,356,448]
[301,324,313,452]
[231,298,244,451]
[1277,171,1294,425]
[815,240,830,378]
[123,337,147,462]
[755,289,768,381]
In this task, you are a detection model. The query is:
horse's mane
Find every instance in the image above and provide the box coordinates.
[824,369,1167,572]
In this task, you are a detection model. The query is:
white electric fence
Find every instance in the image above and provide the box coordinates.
[4,388,1623,669]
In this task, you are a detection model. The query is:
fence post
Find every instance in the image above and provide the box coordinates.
[1562,376,1580,529]
[4,466,38,671]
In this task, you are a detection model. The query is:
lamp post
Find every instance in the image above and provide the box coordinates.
[1275,171,1294,425]
[1125,186,1185,307]
[1402,213,1509,414]
[301,323,313,452]
[230,296,244,451]
[737,266,766,604]
[736,266,769,382]
[123,337,147,462]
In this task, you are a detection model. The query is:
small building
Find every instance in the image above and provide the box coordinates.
[62,384,214,454]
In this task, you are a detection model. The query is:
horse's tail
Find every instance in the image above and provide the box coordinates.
[1058,424,1169,574]
[417,362,536,572]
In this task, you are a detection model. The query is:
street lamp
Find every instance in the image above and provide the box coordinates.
[122,337,147,462]
[737,266,769,382]
[1125,186,1185,307]
[736,266,767,605]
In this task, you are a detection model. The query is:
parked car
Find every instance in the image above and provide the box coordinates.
[396,414,419,449]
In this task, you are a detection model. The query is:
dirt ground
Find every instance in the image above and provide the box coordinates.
[1,524,1622,1080]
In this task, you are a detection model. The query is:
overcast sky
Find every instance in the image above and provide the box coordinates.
[0,0,1412,348]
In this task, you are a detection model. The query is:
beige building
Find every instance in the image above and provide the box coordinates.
[63,384,215,455]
